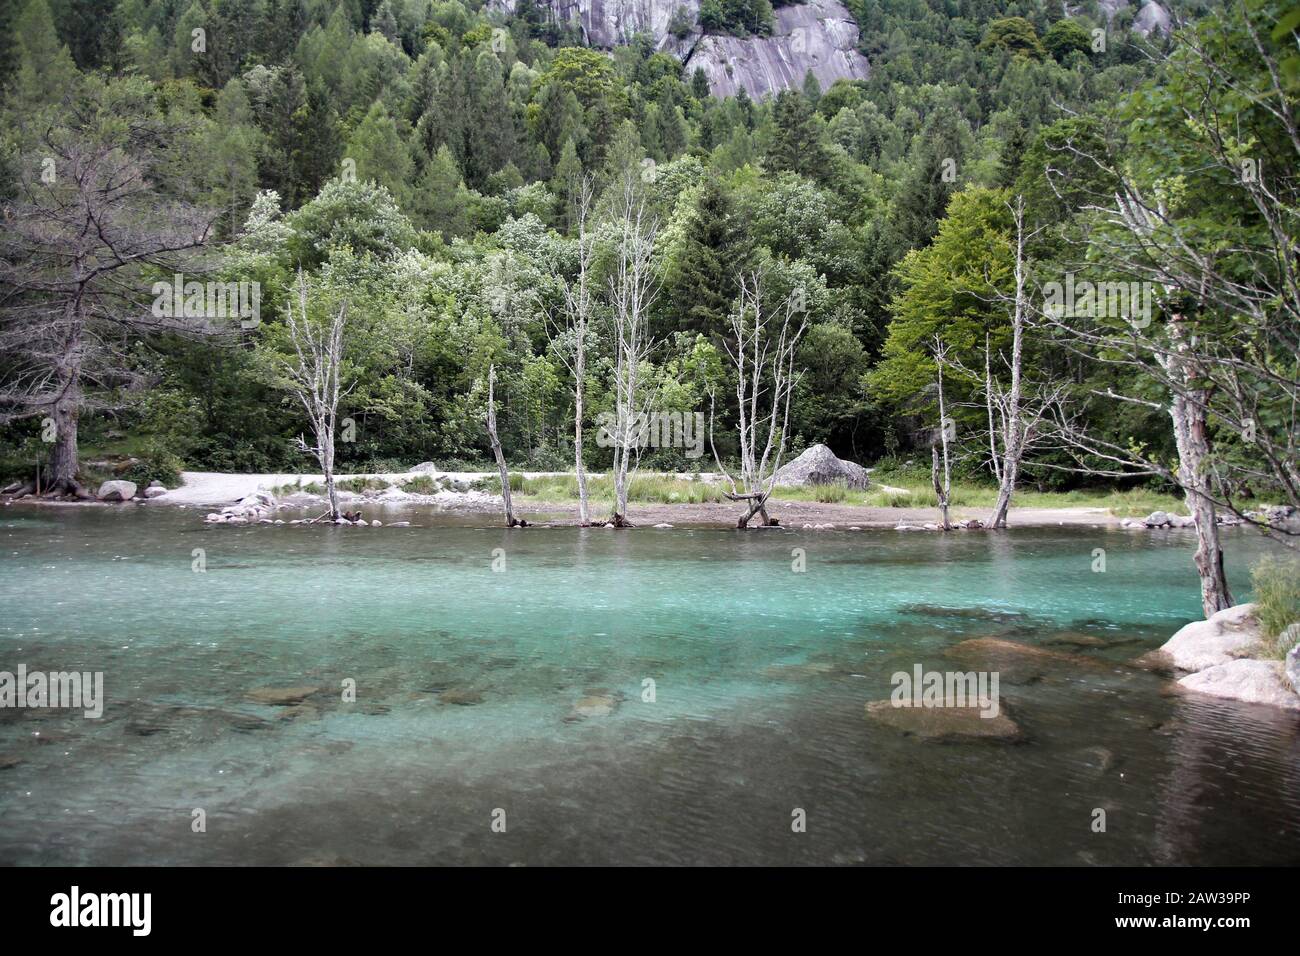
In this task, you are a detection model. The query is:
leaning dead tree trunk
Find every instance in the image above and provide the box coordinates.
[485,364,521,528]
[1161,316,1232,615]
[606,175,660,527]
[284,272,349,521]
[709,271,807,528]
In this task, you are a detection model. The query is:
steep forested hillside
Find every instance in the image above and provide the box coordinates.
[0,0,1292,535]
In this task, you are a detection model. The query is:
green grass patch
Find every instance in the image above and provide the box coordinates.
[514,473,726,505]
[270,477,324,495]
[337,476,391,493]
[510,469,1184,516]
[1250,556,1300,660]
[401,474,440,495]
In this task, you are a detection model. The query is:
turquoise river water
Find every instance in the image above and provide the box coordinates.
[0,506,1297,865]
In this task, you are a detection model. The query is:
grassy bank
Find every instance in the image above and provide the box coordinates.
[255,466,1187,518]
[512,470,1186,517]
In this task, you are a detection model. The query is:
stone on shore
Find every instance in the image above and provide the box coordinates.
[772,443,869,490]
[97,480,137,502]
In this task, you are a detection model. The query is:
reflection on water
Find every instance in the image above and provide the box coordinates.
[0,506,1297,865]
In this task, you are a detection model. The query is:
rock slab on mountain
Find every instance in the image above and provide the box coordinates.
[686,0,871,99]
[772,443,869,489]
[493,0,870,99]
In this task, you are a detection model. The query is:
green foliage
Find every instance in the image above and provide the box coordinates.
[1250,557,1300,658]
[979,18,1047,59]
[116,442,185,488]
[1044,19,1094,61]
[868,187,1014,418]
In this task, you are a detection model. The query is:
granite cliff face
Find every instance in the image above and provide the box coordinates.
[493,0,872,99]
[1090,0,1172,36]
[687,0,872,99]
[496,0,1172,100]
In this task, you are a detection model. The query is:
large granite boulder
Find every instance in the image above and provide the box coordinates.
[772,443,869,490]
[1155,603,1261,672]
[97,480,137,502]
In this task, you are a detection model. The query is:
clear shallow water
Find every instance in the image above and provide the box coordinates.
[0,506,1297,865]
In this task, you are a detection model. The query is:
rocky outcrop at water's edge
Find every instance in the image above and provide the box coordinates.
[1147,603,1300,711]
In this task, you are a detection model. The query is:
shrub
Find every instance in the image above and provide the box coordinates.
[402,475,439,494]
[117,441,184,488]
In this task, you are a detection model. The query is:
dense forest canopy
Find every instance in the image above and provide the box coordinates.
[0,0,1295,550]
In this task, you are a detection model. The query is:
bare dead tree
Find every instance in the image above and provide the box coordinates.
[485,364,521,528]
[606,174,660,527]
[932,339,953,531]
[709,271,807,528]
[284,272,350,521]
[988,197,1030,528]
[0,82,217,496]
[551,174,596,526]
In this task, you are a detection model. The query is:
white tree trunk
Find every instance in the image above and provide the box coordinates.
[285,272,349,521]
[486,365,517,528]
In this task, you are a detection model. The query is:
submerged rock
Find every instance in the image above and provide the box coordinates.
[245,685,324,706]
[439,688,484,706]
[864,700,1020,741]
[568,694,618,719]
[1044,632,1108,648]
[763,661,837,680]
[945,637,1102,684]
[1073,745,1115,777]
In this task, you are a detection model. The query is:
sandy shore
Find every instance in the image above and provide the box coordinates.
[143,470,1123,529]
